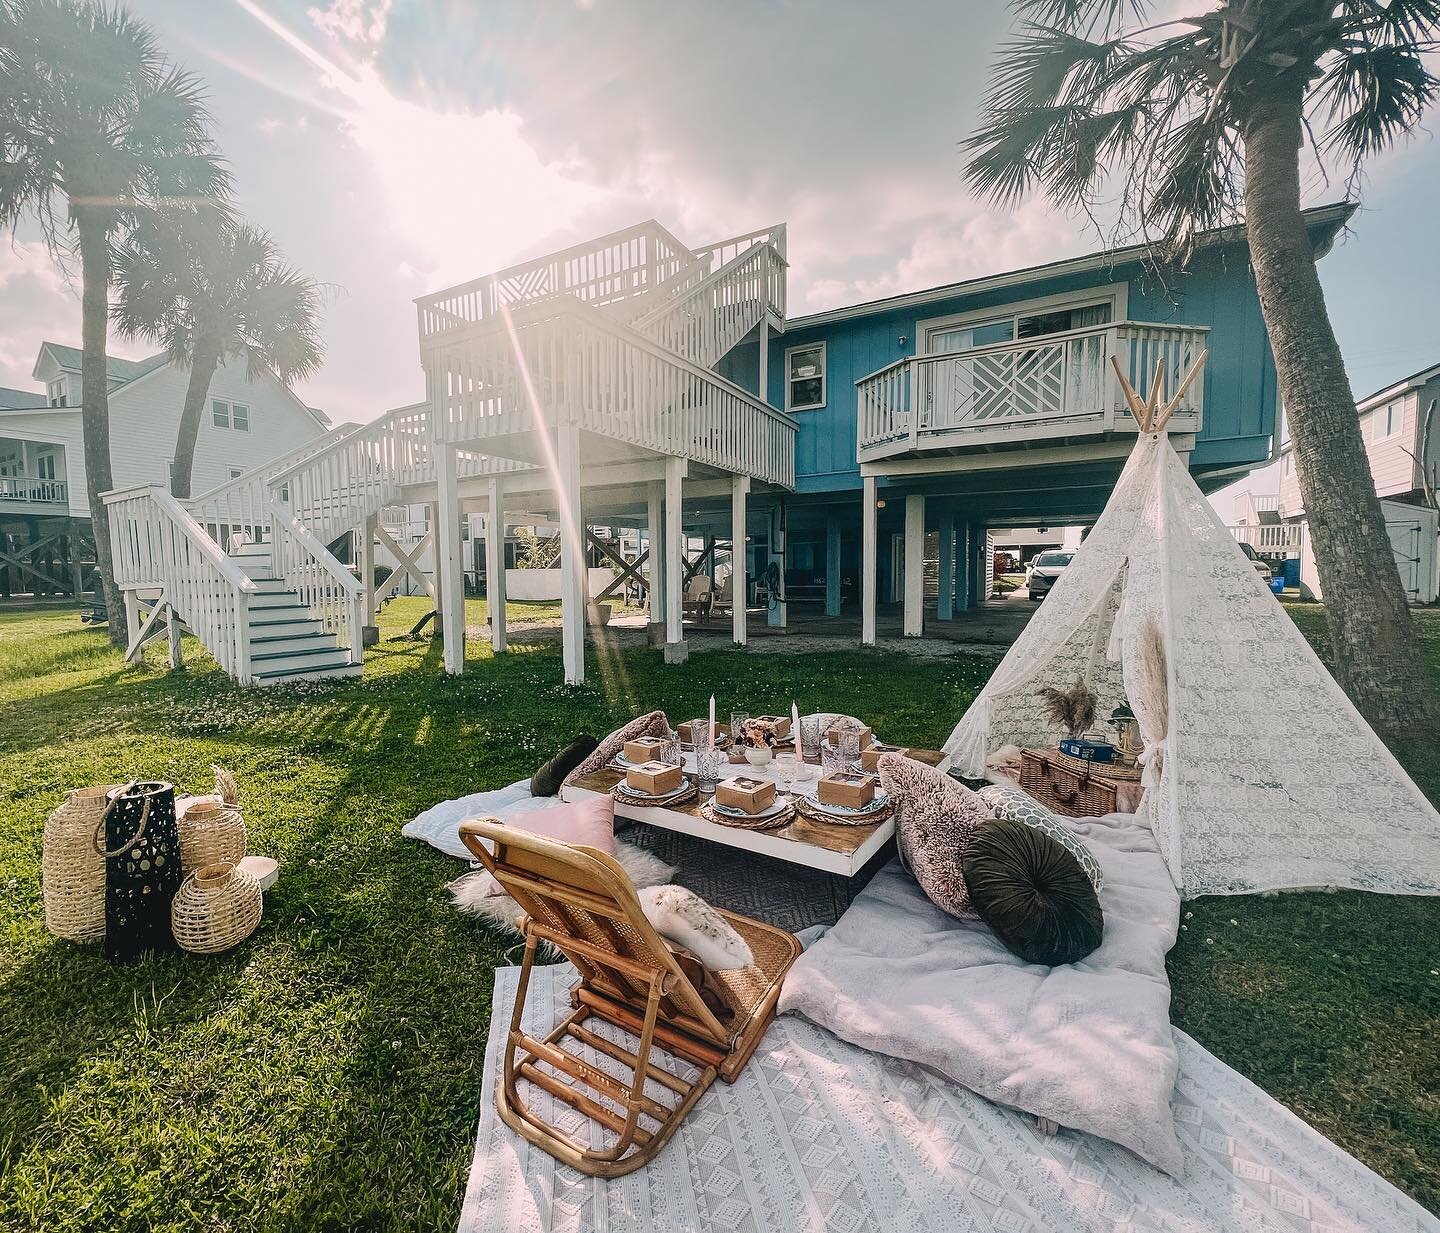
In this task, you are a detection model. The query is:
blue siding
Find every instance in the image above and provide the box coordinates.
[722,237,1279,491]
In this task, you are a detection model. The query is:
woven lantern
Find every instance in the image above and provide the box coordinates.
[170,862,262,955]
[177,798,246,873]
[42,784,120,943]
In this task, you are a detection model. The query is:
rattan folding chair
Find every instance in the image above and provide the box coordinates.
[459,817,802,1177]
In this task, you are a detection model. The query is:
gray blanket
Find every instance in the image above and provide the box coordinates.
[778,811,1185,1176]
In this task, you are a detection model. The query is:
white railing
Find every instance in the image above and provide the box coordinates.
[691,223,787,274]
[856,320,1209,459]
[103,484,256,681]
[0,475,68,504]
[1230,523,1305,554]
[633,235,786,368]
[1251,494,1280,512]
[427,297,796,487]
[415,219,702,340]
[185,421,364,546]
[267,498,364,661]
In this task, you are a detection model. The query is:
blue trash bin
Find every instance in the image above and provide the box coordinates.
[1282,558,1301,588]
[1268,575,1286,595]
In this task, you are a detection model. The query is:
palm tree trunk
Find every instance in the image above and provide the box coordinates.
[170,342,220,499]
[76,210,125,648]
[1243,98,1436,743]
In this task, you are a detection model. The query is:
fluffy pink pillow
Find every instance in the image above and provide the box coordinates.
[878,753,991,920]
[468,796,617,897]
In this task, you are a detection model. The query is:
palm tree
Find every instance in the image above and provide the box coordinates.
[0,0,229,642]
[113,213,325,499]
[963,0,1440,743]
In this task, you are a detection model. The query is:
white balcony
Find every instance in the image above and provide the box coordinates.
[856,321,1209,463]
[0,475,68,506]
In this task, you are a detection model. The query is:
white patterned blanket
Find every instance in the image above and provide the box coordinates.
[461,965,1437,1233]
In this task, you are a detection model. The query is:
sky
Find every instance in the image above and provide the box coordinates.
[2,0,1438,507]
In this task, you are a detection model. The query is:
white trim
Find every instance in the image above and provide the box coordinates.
[784,340,827,412]
[917,282,1127,355]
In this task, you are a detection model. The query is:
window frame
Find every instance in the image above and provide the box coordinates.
[1375,399,1404,440]
[213,398,231,428]
[232,402,250,432]
[917,282,1129,356]
[47,378,67,407]
[785,341,827,412]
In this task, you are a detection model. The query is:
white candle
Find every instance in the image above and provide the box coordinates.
[708,694,716,750]
[792,701,801,753]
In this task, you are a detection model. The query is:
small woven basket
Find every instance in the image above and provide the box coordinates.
[42,784,121,942]
[170,862,262,955]
[178,799,246,873]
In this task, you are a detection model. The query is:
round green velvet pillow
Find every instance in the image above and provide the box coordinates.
[530,734,599,798]
[961,816,1104,965]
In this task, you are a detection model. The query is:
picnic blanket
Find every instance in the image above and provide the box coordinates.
[461,963,1438,1233]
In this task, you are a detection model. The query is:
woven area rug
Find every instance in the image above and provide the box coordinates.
[460,965,1438,1233]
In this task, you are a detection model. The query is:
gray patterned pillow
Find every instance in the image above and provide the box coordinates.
[977,782,1104,892]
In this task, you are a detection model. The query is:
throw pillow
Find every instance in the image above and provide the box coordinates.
[455,795,620,900]
[977,782,1104,892]
[564,710,670,786]
[637,885,755,971]
[877,752,991,920]
[962,816,1104,965]
[530,734,600,797]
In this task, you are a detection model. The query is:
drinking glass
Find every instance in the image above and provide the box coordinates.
[730,711,750,744]
[696,744,725,793]
[773,752,798,793]
[821,738,847,777]
[662,729,683,766]
[837,728,862,767]
[799,715,822,763]
[688,717,712,750]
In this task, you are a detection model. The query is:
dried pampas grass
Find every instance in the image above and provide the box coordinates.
[213,765,240,807]
[1038,679,1099,738]
[1134,617,1169,738]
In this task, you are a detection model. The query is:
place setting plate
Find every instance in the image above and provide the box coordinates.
[794,788,894,826]
[612,778,697,808]
[701,793,796,832]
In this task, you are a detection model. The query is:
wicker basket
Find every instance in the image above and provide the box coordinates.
[170,862,262,954]
[42,784,121,943]
[177,799,246,873]
[1019,748,1118,818]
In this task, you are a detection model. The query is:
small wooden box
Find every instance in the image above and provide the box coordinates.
[715,775,777,814]
[752,715,792,740]
[818,771,876,809]
[827,723,872,750]
[626,760,684,796]
[677,720,715,745]
[624,736,668,764]
[860,745,909,772]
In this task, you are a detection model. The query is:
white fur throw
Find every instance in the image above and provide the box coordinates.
[637,886,754,971]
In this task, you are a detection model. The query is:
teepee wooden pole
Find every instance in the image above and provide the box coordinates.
[1109,355,1150,430]
[1153,349,1209,433]
[1145,356,1167,431]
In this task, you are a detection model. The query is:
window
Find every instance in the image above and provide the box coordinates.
[36,453,57,480]
[213,399,230,428]
[47,378,67,407]
[229,468,244,480]
[786,343,826,411]
[921,288,1121,356]
[232,403,250,431]
[1375,399,1403,439]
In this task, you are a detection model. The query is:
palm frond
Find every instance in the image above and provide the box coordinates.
[1316,42,1439,159]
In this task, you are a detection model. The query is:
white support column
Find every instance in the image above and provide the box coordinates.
[825,515,842,618]
[358,513,378,644]
[731,474,748,645]
[647,482,664,646]
[903,493,924,638]
[937,506,954,622]
[664,456,686,662]
[427,502,443,622]
[485,479,507,653]
[124,589,142,648]
[861,476,878,646]
[166,603,184,670]
[558,425,586,684]
[766,500,787,628]
[436,445,465,675]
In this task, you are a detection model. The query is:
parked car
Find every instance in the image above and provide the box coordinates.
[1237,541,1274,581]
[1025,550,1074,601]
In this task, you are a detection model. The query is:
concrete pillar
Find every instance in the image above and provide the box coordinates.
[903,493,925,638]
[937,506,954,622]
[436,445,465,675]
[825,515,842,618]
[485,479,507,653]
[647,482,664,645]
[767,500,787,627]
[557,425,586,684]
[731,474,748,645]
[664,456,686,662]
[861,476,877,645]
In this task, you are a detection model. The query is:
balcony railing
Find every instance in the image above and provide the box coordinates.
[1231,523,1304,554]
[0,475,68,504]
[856,321,1210,461]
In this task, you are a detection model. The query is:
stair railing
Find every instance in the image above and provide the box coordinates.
[267,497,364,662]
[103,484,257,681]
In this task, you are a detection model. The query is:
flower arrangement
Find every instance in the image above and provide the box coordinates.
[739,717,784,750]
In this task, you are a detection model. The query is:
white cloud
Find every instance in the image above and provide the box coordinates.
[307,0,393,47]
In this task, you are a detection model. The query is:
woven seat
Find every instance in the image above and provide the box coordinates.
[460,817,801,1176]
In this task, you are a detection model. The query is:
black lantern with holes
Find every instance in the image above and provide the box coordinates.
[100,782,181,964]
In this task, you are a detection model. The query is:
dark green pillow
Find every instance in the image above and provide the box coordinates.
[962,817,1104,966]
[530,734,599,797]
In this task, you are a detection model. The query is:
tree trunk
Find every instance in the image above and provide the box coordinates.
[76,210,125,647]
[1243,99,1437,743]
[170,342,220,499]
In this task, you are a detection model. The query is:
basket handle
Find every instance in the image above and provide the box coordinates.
[93,781,151,858]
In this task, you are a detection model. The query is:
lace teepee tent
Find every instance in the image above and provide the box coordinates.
[944,355,1440,897]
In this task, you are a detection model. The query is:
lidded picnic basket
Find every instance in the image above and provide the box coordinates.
[170,861,263,954]
[177,799,246,873]
[41,784,120,942]
[1020,748,1118,818]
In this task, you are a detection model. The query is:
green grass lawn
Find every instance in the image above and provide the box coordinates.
[1,598,1437,1229]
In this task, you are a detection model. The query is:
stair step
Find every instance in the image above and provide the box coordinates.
[247,617,327,638]
[250,577,293,593]
[249,591,303,609]
[249,642,348,667]
[248,632,341,655]
[252,661,363,686]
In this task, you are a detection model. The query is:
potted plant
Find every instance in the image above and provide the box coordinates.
[738,717,783,767]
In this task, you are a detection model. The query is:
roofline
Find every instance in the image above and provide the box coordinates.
[784,201,1357,332]
[1355,363,1440,412]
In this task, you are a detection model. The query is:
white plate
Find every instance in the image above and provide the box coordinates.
[711,794,791,821]
[797,789,891,819]
[614,780,692,804]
